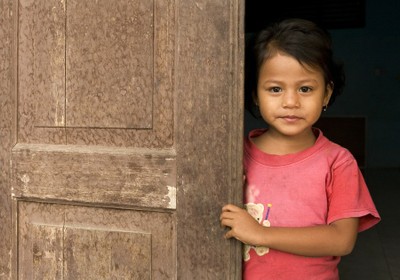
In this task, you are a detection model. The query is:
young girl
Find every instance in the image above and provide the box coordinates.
[220,18,380,279]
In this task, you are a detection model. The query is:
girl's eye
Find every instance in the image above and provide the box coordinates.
[269,87,282,93]
[299,86,312,93]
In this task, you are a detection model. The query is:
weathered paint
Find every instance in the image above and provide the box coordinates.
[12,144,177,210]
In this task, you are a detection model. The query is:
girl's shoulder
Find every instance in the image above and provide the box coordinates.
[316,129,358,167]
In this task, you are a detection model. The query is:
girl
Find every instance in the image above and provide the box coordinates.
[220,18,380,279]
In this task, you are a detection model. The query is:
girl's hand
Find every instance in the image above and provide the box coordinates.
[220,204,264,246]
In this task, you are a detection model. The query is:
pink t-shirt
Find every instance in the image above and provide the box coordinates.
[243,128,380,280]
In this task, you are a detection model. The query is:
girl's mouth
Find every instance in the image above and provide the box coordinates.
[281,115,302,122]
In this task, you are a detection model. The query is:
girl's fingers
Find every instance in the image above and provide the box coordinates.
[221,204,233,212]
[221,204,241,213]
[220,212,235,226]
[220,206,242,223]
[224,229,242,242]
[224,230,232,239]
[221,218,232,228]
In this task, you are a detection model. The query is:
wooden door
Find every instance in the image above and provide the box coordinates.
[0,0,244,279]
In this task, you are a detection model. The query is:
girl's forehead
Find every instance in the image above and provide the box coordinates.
[258,53,326,84]
[262,52,319,73]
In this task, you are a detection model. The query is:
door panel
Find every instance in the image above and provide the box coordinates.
[18,202,174,279]
[12,144,176,209]
[18,0,173,147]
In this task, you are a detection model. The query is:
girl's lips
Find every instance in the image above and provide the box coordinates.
[280,115,302,122]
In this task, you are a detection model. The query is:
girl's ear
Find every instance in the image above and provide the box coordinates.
[323,82,334,106]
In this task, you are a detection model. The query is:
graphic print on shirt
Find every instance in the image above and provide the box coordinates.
[243,203,272,261]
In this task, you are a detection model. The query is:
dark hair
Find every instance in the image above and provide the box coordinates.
[245,18,345,116]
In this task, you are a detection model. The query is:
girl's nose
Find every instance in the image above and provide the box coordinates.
[282,91,300,108]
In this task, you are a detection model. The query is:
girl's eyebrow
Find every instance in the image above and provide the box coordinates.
[262,79,281,83]
[262,79,319,84]
[297,79,319,84]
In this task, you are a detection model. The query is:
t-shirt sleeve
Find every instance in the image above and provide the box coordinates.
[327,156,381,232]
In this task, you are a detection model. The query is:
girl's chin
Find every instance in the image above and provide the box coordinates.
[267,126,314,138]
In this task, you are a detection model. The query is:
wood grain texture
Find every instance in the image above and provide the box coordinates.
[66,0,153,129]
[175,0,244,278]
[63,227,151,279]
[17,0,174,148]
[9,0,245,278]
[0,0,15,278]
[31,225,63,279]
[18,0,67,144]
[12,143,177,209]
[18,201,175,279]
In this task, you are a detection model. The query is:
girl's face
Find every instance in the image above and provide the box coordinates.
[256,52,332,140]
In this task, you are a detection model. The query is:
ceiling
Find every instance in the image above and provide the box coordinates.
[245,0,366,33]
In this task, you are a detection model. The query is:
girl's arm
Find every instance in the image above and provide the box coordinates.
[220,204,359,257]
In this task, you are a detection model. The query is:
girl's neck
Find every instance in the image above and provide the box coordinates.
[252,128,316,155]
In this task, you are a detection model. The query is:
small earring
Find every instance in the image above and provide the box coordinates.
[323,105,328,112]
